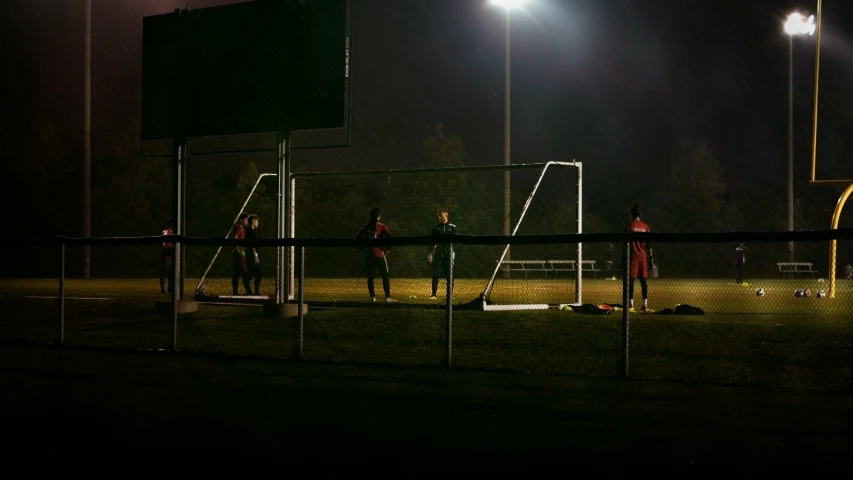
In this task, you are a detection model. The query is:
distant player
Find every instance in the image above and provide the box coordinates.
[625,202,653,312]
[734,243,746,285]
[427,207,457,299]
[160,217,174,294]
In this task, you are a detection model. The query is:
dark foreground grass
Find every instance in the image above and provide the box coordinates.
[4,343,853,467]
[2,293,851,391]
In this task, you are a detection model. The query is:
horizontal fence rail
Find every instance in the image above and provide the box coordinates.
[4,229,853,247]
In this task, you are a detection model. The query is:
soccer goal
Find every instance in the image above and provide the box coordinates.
[194,172,278,302]
[191,161,585,309]
[288,161,585,310]
[479,161,584,311]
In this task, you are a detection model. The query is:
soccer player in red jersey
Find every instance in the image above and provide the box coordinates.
[355,207,396,303]
[625,202,653,311]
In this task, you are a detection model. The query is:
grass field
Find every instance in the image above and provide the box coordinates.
[1,276,851,391]
[3,276,853,465]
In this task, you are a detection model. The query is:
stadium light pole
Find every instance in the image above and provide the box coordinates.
[490,0,529,273]
[83,0,92,278]
[783,12,815,263]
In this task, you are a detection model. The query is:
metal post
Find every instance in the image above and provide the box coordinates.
[59,242,65,346]
[502,10,512,276]
[622,242,630,378]
[83,0,92,279]
[284,138,293,302]
[279,136,292,304]
[289,173,296,301]
[809,0,823,183]
[296,246,305,361]
[445,243,454,368]
[788,35,795,262]
[276,136,287,304]
[180,151,188,300]
[172,238,179,351]
[171,142,184,351]
[828,182,853,298]
[575,163,583,305]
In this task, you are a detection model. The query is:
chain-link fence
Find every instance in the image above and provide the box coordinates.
[2,231,852,390]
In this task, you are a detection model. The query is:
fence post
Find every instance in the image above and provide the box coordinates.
[58,241,65,346]
[622,242,630,378]
[445,243,454,368]
[171,239,179,351]
[296,246,305,361]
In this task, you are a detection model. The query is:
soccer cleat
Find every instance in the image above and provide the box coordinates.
[371,297,377,302]
[629,307,637,313]
[385,297,397,303]
[429,296,438,300]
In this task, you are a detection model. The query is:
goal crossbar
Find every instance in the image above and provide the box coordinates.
[290,161,579,179]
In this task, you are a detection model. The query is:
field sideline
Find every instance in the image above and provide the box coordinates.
[1,276,850,313]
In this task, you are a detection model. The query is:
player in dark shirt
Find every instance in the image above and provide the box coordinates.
[734,243,746,285]
[246,214,262,295]
[427,208,457,299]
[232,213,252,295]
[160,217,174,294]
[355,207,396,303]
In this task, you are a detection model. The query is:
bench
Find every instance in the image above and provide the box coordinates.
[499,260,551,278]
[549,260,601,278]
[777,262,818,278]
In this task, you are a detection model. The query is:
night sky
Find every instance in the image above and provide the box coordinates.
[3,0,853,234]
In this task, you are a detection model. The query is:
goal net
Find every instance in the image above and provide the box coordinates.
[290,161,585,309]
[191,161,586,309]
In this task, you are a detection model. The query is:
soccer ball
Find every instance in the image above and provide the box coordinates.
[816,289,827,298]
[795,288,812,297]
[755,288,765,297]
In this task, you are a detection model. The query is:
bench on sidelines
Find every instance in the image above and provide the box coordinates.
[777,262,818,278]
[499,260,551,278]
[549,260,601,278]
[498,259,601,278]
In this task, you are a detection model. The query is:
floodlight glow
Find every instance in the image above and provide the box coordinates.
[489,0,530,10]
[784,12,816,36]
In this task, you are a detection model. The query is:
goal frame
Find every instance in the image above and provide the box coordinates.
[289,160,584,309]
[190,156,585,309]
